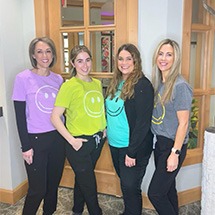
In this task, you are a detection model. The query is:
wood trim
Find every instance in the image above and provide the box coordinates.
[34,0,49,36]
[115,0,127,49]
[126,0,138,46]
[191,23,211,31]
[0,180,28,204]
[142,187,201,209]
[182,0,215,157]
[183,149,203,166]
[181,0,192,81]
[48,0,63,74]
[0,181,201,210]
[193,89,215,95]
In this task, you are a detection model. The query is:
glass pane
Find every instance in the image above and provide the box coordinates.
[89,0,114,25]
[189,32,206,88]
[61,0,84,27]
[90,30,114,72]
[209,95,215,127]
[188,96,201,149]
[192,0,207,24]
[212,33,215,88]
[62,32,84,73]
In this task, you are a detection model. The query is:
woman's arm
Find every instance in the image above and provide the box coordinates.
[126,78,154,158]
[167,110,190,172]
[51,106,87,151]
[14,101,33,164]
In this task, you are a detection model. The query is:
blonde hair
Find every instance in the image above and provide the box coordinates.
[152,39,181,104]
[106,43,144,100]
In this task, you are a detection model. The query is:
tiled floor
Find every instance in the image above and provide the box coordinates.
[0,187,201,215]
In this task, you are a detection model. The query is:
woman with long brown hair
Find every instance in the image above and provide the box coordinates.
[105,43,154,215]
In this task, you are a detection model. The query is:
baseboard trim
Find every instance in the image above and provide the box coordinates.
[0,181,201,209]
[0,180,28,204]
[142,186,201,209]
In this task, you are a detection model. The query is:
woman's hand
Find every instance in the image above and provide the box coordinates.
[167,153,179,172]
[22,149,34,165]
[102,129,107,139]
[69,138,88,151]
[125,155,136,167]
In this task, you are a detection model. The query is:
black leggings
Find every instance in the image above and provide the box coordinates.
[22,130,65,215]
[66,131,105,215]
[148,135,187,215]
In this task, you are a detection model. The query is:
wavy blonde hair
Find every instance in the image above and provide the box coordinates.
[106,43,144,100]
[152,39,181,104]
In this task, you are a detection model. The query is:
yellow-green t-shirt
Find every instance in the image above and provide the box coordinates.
[55,77,106,136]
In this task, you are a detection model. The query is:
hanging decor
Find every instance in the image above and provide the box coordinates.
[62,0,67,8]
[202,0,215,16]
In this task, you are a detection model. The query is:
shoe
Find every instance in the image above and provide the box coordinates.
[72,213,82,215]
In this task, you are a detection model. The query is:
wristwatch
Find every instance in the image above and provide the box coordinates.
[171,147,181,155]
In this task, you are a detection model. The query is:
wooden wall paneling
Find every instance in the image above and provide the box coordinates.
[34,0,49,36]
[194,33,203,88]
[115,0,127,49]
[182,0,192,81]
[126,0,138,46]
[48,0,63,74]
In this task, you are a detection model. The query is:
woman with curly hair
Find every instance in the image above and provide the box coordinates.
[105,43,154,215]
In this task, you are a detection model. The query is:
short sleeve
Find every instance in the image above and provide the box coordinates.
[12,75,26,101]
[54,81,72,108]
[173,82,193,111]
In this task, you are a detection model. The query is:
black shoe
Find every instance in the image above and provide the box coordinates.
[73,213,82,215]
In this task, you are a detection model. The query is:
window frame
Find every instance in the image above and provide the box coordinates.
[182,0,215,165]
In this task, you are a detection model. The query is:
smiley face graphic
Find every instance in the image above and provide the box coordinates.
[151,93,165,125]
[83,90,104,118]
[106,96,124,117]
[35,85,58,113]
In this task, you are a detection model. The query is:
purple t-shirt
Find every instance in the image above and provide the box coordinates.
[12,69,63,133]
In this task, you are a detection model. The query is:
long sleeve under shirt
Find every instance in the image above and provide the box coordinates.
[12,69,63,152]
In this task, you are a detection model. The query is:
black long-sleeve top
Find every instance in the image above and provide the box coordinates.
[14,101,32,152]
[125,76,154,158]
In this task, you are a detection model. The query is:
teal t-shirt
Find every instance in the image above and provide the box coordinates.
[105,81,129,148]
[55,77,106,136]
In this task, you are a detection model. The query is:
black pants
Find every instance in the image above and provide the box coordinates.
[22,130,65,215]
[109,145,152,215]
[65,131,105,215]
[148,135,187,215]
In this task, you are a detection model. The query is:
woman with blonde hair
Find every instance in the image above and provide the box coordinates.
[148,39,193,215]
[105,43,154,215]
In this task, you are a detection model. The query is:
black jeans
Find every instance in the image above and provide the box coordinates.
[66,131,105,215]
[109,145,152,215]
[148,135,187,215]
[22,130,65,215]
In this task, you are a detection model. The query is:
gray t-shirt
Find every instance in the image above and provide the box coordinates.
[151,75,193,144]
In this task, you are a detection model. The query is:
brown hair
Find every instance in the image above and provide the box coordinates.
[29,37,57,68]
[106,43,144,100]
[70,45,92,76]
